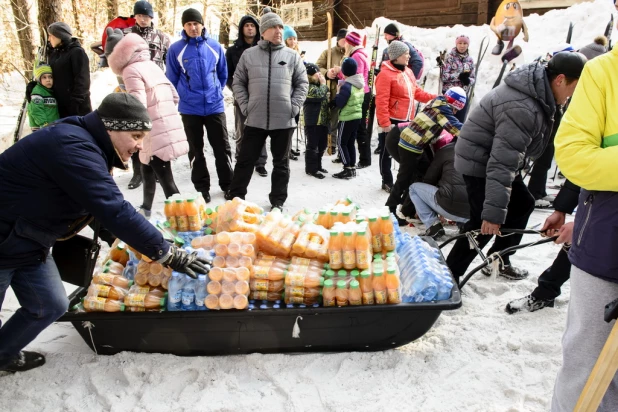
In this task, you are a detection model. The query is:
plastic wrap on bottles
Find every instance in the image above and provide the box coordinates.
[215,198,264,233]
[291,223,330,261]
[83,296,125,312]
[87,283,128,301]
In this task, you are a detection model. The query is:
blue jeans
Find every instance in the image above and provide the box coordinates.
[409,182,469,227]
[0,258,68,365]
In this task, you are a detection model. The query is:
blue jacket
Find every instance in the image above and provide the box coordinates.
[0,112,170,269]
[166,29,227,116]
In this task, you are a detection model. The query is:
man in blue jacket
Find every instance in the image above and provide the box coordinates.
[0,93,208,373]
[166,8,233,203]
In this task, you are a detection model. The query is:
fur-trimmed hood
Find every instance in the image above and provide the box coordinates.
[108,33,150,75]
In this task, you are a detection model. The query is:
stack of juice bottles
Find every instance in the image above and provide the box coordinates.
[322,268,362,306]
[327,222,372,272]
[133,259,173,290]
[215,197,264,233]
[256,209,302,257]
[163,193,207,234]
[202,206,218,235]
[83,259,133,312]
[203,231,255,310]
[250,254,287,301]
[314,197,358,229]
[290,223,330,261]
[284,257,325,306]
[292,208,314,225]
[370,253,402,305]
[358,208,397,255]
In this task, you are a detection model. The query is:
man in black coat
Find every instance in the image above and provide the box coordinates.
[47,22,92,118]
[409,142,470,239]
[225,15,268,177]
[0,93,208,373]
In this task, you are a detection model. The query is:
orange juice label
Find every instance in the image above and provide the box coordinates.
[336,298,349,306]
[295,265,309,276]
[84,297,106,311]
[292,257,311,266]
[251,291,268,300]
[167,216,178,230]
[374,290,387,304]
[132,286,151,294]
[362,292,375,305]
[329,251,342,266]
[323,297,335,307]
[383,233,395,250]
[288,287,305,297]
[288,296,304,304]
[259,255,276,262]
[253,280,269,291]
[254,265,270,279]
[91,284,111,298]
[356,250,369,267]
[126,294,146,307]
[388,289,401,304]
[371,236,382,253]
[188,215,201,231]
[177,216,189,232]
[350,297,362,305]
[288,275,305,287]
[95,273,116,285]
[343,251,356,266]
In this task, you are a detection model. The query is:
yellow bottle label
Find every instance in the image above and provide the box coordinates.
[374,290,387,304]
[96,273,116,285]
[254,265,270,279]
[362,292,375,305]
[126,294,146,307]
[177,216,189,231]
[356,250,369,268]
[251,291,267,300]
[85,297,106,311]
[382,233,395,250]
[336,298,349,306]
[288,286,305,297]
[388,289,401,304]
[292,257,311,266]
[93,284,111,298]
[329,250,342,266]
[372,235,382,253]
[167,216,178,230]
[288,275,305,287]
[289,296,304,304]
[254,280,269,291]
[323,296,336,307]
[343,251,356,267]
[349,297,362,305]
[188,215,201,231]
[133,286,150,294]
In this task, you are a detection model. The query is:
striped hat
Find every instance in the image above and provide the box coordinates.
[345,31,363,47]
[34,64,52,82]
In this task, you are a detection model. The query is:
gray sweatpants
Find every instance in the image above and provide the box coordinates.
[551,266,618,412]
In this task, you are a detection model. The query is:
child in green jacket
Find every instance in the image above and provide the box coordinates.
[28,64,59,130]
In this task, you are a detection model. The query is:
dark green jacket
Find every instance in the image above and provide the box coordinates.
[28,83,59,128]
[303,83,329,127]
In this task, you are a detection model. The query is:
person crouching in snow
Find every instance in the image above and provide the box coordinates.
[440,34,475,123]
[105,28,189,218]
[386,87,465,226]
[27,63,59,131]
[333,58,364,179]
[303,63,330,179]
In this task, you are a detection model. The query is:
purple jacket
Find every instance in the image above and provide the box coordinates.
[569,190,618,283]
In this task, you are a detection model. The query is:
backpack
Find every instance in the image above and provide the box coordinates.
[101,16,136,49]
[25,80,38,103]
[413,45,425,79]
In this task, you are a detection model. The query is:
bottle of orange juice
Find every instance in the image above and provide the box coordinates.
[335,280,348,306]
[186,197,201,231]
[381,214,395,252]
[175,199,189,232]
[349,280,362,305]
[372,270,387,304]
[355,228,370,270]
[323,279,336,307]
[328,210,338,228]
[386,267,401,304]
[164,199,177,231]
[359,270,374,305]
[342,231,356,270]
[83,296,125,312]
[328,230,343,270]
[368,217,382,254]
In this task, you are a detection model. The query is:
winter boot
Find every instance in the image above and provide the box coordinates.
[333,167,354,180]
[306,170,325,179]
[492,40,504,55]
[128,153,142,189]
[381,183,392,193]
[389,206,408,227]
[481,264,529,280]
[0,351,46,373]
[136,206,152,219]
[424,221,445,239]
[506,295,555,314]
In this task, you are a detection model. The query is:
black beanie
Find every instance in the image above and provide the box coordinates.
[384,23,399,37]
[305,63,319,76]
[48,22,72,44]
[182,8,204,25]
[548,51,588,79]
[336,29,348,42]
[97,93,152,131]
[133,1,154,18]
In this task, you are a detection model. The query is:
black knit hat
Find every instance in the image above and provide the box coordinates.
[134,1,154,18]
[182,8,204,25]
[384,23,399,37]
[341,58,358,77]
[336,29,348,41]
[548,51,588,79]
[48,22,72,43]
[97,93,152,131]
[305,63,319,76]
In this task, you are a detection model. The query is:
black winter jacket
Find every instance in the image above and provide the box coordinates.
[0,112,169,269]
[48,39,92,118]
[423,143,470,219]
[225,15,260,91]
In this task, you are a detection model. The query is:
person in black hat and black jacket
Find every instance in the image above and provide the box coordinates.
[0,93,210,373]
[446,51,587,283]
[47,22,92,119]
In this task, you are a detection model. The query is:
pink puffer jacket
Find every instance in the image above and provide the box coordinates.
[108,33,188,165]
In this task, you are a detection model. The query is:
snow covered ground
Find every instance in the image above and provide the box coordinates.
[0,0,614,410]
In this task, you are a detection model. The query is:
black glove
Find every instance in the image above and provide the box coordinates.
[328,100,337,110]
[458,71,471,86]
[163,245,212,279]
[436,56,444,68]
[373,67,381,77]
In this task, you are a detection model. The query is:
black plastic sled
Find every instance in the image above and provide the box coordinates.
[56,238,462,356]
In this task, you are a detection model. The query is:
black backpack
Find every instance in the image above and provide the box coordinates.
[25,80,38,103]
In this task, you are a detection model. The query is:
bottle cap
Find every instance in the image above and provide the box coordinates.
[386,252,395,258]
[387,267,396,274]
[187,198,195,203]
[336,280,347,288]
[164,199,172,204]
[342,211,350,217]
[351,270,359,278]
[175,199,183,203]
[319,278,325,286]
[374,253,382,260]
[319,209,326,215]
[206,207,213,214]
[373,270,383,277]
[344,231,352,236]
[358,230,366,235]
[119,304,125,312]
[205,218,213,225]
[337,270,347,277]
[360,270,370,278]
[329,230,339,236]
[329,210,338,215]
[381,214,389,220]
[350,280,360,288]
[325,270,335,278]
[369,217,377,222]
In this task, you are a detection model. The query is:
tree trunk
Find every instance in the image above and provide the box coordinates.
[172,0,177,35]
[219,3,231,46]
[10,0,36,79]
[155,0,167,32]
[106,0,118,23]
[71,0,83,38]
[37,0,63,47]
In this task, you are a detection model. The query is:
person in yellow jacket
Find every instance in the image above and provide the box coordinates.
[551,47,618,412]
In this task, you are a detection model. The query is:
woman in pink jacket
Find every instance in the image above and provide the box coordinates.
[106,30,189,217]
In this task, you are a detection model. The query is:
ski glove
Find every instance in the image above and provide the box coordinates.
[162,245,211,279]
[436,56,444,67]
[458,71,471,86]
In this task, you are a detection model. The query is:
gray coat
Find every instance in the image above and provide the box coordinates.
[454,61,556,224]
[233,40,308,130]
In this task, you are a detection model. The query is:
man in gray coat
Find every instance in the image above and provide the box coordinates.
[226,8,308,209]
[446,52,586,283]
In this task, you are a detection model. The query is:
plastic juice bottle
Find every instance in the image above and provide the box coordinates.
[355,229,370,270]
[305,235,321,258]
[93,271,131,289]
[205,294,219,309]
[216,231,231,245]
[124,292,166,309]
[87,284,127,300]
[349,270,360,283]
[227,242,241,257]
[368,217,382,254]
[164,199,177,230]
[342,211,351,224]
[323,279,336,307]
[83,296,125,312]
[219,294,234,309]
[214,243,228,257]
[242,232,257,246]
[316,209,327,227]
[359,270,374,305]
[324,269,336,282]
[335,280,349,306]
[381,214,395,252]
[349,280,362,305]
[386,267,401,304]
[280,220,301,250]
[174,199,189,232]
[234,294,249,309]
[342,231,356,270]
[186,198,201,231]
[329,210,338,228]
[109,242,129,266]
[372,270,387,304]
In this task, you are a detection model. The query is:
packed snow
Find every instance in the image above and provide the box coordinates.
[0,0,614,410]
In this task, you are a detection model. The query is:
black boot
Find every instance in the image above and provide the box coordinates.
[424,221,445,239]
[128,153,142,189]
[482,264,529,280]
[0,351,46,373]
[333,167,354,179]
[506,295,555,314]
